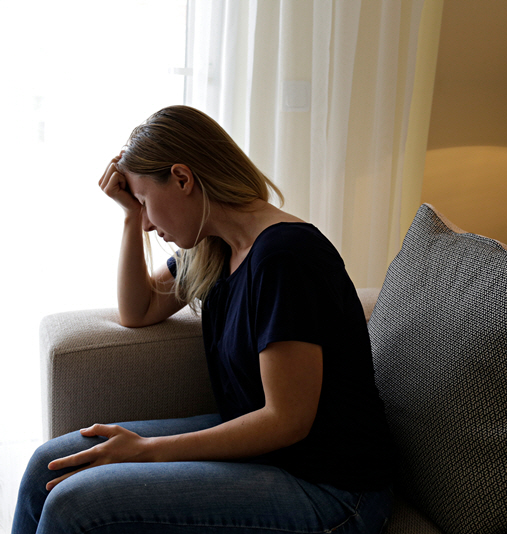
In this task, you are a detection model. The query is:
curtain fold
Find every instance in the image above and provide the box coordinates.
[310,0,362,253]
[186,0,429,287]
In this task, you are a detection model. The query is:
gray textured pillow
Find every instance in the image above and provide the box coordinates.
[369,204,507,534]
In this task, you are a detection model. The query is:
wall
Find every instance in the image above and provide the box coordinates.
[421,0,507,243]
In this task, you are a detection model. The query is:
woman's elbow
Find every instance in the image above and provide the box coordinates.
[276,413,315,448]
[118,312,149,328]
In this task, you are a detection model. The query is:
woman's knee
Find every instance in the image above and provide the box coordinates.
[38,477,88,534]
[38,465,144,534]
[23,431,105,489]
[22,440,61,487]
[12,440,72,534]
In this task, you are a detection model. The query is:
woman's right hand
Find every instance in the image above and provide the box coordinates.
[99,155,142,215]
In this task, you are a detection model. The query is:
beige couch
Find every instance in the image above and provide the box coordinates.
[40,204,507,534]
[40,291,440,534]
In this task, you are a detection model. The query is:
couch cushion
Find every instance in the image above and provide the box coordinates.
[386,496,443,534]
[368,204,507,534]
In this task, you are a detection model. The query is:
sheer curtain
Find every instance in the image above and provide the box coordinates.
[1,0,436,530]
[0,1,187,531]
[185,0,429,287]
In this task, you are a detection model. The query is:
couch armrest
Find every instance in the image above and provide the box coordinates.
[41,289,380,441]
[40,307,216,441]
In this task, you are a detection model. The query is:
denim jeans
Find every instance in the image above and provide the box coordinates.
[12,414,392,534]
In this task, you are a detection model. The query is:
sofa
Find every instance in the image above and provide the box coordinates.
[40,204,507,534]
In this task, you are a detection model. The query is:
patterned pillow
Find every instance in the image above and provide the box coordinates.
[369,204,507,534]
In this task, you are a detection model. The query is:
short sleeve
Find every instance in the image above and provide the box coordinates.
[167,255,178,278]
[252,251,342,353]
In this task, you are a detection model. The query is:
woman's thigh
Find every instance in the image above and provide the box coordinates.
[26,414,224,486]
[12,414,222,534]
[39,460,392,534]
[15,414,392,534]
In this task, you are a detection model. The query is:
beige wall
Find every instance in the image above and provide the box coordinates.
[421,0,507,244]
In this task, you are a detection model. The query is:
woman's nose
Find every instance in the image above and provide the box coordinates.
[142,212,156,233]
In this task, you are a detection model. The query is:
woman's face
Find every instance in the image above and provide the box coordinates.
[125,165,205,249]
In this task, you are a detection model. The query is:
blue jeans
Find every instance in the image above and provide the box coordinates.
[12,414,392,534]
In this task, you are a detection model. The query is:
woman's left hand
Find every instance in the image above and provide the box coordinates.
[46,424,150,491]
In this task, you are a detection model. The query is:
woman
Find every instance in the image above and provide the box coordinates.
[13,106,393,534]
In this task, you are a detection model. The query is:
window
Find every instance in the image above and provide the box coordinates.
[0,1,187,528]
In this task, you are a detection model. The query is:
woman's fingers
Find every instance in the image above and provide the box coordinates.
[102,170,124,196]
[47,425,127,472]
[46,464,92,492]
[98,155,121,187]
[47,425,114,471]
[99,162,122,193]
[46,424,148,492]
[99,157,142,214]
[48,447,96,472]
[45,426,113,491]
[80,423,120,439]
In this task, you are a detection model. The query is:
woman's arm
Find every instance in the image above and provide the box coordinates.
[46,340,322,490]
[147,340,323,461]
[99,156,184,327]
[116,214,184,327]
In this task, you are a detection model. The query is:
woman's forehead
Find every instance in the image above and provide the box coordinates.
[124,170,147,195]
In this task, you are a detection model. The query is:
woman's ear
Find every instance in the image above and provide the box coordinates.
[170,164,194,194]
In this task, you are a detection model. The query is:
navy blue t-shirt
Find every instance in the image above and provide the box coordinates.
[168,222,393,490]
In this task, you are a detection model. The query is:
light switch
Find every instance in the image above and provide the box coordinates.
[282,81,311,112]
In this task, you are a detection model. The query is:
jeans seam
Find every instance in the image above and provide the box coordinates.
[84,494,364,534]
[323,492,363,533]
[85,519,349,534]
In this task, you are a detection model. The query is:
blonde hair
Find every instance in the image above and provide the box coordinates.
[118,105,284,310]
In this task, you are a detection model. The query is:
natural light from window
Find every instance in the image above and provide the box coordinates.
[0,1,187,529]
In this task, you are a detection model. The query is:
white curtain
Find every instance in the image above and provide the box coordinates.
[185,0,427,287]
[0,1,432,530]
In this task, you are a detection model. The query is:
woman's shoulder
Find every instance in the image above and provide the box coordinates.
[251,222,343,266]
[258,221,316,242]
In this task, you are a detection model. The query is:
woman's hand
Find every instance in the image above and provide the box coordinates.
[46,424,150,491]
[99,155,142,215]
